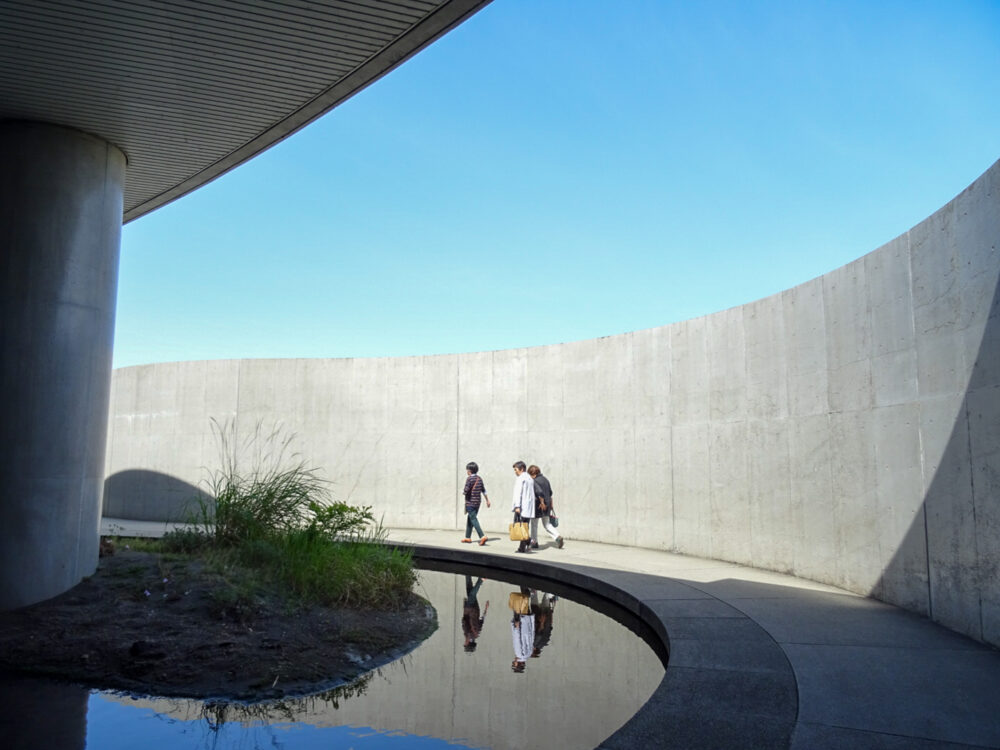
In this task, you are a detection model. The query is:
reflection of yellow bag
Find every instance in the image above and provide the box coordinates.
[509,522,529,541]
[508,591,531,614]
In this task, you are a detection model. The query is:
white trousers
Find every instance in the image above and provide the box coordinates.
[530,515,561,542]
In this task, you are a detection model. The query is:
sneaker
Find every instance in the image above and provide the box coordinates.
[479,537,488,546]
[557,537,564,549]
[460,538,472,543]
[530,540,539,549]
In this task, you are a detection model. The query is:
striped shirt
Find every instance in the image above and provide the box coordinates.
[463,474,487,510]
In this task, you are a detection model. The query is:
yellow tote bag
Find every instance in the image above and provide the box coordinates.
[508,591,531,614]
[509,522,529,541]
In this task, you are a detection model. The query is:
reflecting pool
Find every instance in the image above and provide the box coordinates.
[2,565,665,749]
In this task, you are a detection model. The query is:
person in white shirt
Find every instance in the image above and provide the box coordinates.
[510,587,535,673]
[511,460,536,553]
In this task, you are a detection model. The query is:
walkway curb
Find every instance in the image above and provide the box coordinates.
[396,540,799,750]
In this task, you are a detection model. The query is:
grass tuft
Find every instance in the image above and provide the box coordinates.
[152,418,418,610]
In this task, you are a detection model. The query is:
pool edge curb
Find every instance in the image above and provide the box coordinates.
[393,541,799,750]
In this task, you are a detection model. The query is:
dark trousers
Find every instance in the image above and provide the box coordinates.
[465,507,485,538]
[514,512,529,551]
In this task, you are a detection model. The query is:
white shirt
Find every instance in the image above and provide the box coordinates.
[511,615,536,661]
[511,473,536,518]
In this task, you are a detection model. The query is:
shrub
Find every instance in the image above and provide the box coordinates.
[159,527,210,554]
[307,501,375,541]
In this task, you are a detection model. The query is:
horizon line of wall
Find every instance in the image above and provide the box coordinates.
[105,159,1000,647]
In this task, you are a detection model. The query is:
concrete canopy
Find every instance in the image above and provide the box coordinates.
[0,0,490,609]
[0,0,492,222]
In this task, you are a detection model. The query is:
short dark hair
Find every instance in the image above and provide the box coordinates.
[527,464,540,477]
[513,460,526,471]
[466,461,478,473]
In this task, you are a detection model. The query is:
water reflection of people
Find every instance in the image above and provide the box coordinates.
[531,592,558,658]
[509,586,535,672]
[462,575,489,652]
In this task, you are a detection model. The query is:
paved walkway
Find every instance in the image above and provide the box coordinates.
[102,519,1000,749]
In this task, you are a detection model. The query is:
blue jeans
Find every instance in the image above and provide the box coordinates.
[465,508,485,538]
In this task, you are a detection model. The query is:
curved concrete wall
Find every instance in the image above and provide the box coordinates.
[105,159,1000,646]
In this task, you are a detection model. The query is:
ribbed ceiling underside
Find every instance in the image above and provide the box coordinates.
[0,0,489,221]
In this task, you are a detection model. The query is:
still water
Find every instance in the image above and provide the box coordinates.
[4,565,665,749]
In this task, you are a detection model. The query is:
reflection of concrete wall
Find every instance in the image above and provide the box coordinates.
[305,573,662,748]
[106,160,1000,645]
[104,572,662,749]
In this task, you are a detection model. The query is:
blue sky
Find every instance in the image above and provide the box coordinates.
[114,0,1000,368]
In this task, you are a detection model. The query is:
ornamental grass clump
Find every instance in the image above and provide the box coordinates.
[200,419,326,545]
[186,418,415,608]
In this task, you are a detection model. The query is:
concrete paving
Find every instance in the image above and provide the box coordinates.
[102,519,1000,749]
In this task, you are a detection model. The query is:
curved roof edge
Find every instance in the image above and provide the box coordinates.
[123,0,492,223]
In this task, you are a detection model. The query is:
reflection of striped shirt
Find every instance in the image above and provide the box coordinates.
[463,474,486,510]
[462,607,485,639]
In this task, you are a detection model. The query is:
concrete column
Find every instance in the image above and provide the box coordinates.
[0,121,126,608]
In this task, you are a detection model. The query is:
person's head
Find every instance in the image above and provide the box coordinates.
[466,461,478,475]
[527,465,540,477]
[512,460,526,475]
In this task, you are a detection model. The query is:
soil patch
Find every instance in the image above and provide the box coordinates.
[0,547,436,702]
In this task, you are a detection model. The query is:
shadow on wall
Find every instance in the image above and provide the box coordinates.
[102,469,209,523]
[874,246,1000,645]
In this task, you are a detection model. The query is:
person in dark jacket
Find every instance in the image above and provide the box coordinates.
[531,590,558,658]
[528,465,564,549]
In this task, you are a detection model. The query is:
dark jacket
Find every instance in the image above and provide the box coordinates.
[533,473,553,516]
